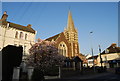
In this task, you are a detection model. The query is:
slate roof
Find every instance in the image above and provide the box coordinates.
[1,20,35,34]
[101,44,120,54]
[87,55,98,59]
[45,33,61,41]
[72,56,83,62]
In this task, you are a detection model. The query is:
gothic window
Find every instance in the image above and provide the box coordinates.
[20,32,24,39]
[58,41,68,57]
[15,31,18,38]
[60,44,62,46]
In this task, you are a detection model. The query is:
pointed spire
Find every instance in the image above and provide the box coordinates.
[67,10,76,32]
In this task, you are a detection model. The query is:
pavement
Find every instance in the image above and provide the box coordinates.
[63,72,112,79]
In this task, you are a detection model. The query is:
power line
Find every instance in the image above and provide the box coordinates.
[17,2,33,23]
[10,2,26,22]
[30,3,47,26]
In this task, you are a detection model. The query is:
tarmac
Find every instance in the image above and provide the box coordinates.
[45,71,112,80]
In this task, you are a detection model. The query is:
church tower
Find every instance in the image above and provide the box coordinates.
[64,11,79,57]
[46,10,80,58]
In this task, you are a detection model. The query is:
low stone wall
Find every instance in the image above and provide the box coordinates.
[44,76,60,79]
[12,66,34,81]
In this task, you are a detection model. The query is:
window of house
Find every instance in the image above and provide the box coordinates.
[25,34,27,40]
[105,56,107,61]
[14,44,17,46]
[105,49,109,53]
[20,32,24,39]
[15,31,18,38]
[89,61,93,64]
[19,45,22,47]
[23,45,26,56]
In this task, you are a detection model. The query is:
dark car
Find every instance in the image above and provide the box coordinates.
[115,67,120,74]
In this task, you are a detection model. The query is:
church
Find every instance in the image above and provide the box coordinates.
[45,11,80,58]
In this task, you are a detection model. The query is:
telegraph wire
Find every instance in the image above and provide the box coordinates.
[32,4,47,26]
[10,2,26,22]
[17,2,33,23]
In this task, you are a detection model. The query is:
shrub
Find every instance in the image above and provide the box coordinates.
[26,39,65,76]
[31,68,44,81]
[44,66,59,76]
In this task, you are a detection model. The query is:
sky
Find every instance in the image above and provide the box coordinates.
[1,2,118,55]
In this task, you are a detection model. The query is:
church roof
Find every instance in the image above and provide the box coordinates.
[45,33,61,41]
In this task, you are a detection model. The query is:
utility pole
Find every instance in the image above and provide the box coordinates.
[90,31,95,73]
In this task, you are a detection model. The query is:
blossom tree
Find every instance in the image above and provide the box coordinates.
[26,38,65,73]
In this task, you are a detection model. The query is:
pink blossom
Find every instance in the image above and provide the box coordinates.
[26,39,65,70]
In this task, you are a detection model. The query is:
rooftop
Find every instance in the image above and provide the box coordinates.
[101,43,120,54]
[1,11,36,34]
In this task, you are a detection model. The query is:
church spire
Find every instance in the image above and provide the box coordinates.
[64,10,78,43]
[67,10,76,32]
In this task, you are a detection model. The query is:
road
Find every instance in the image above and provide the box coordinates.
[45,72,120,81]
[91,73,120,81]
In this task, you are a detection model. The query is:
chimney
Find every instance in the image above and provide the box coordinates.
[27,24,32,28]
[111,43,117,47]
[1,11,8,21]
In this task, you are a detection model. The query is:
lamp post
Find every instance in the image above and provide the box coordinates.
[90,31,95,73]
[99,45,103,67]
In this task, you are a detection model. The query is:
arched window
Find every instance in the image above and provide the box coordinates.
[20,32,24,39]
[15,31,18,38]
[58,41,68,57]
[25,34,27,40]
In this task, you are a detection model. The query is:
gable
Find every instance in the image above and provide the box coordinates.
[101,45,120,54]
[55,32,69,45]
[45,33,61,41]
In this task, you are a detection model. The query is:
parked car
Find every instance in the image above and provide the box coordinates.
[115,67,120,74]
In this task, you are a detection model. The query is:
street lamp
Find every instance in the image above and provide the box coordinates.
[99,45,103,67]
[90,31,95,73]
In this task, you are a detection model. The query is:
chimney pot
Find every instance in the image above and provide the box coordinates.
[4,11,7,14]
[27,24,32,27]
